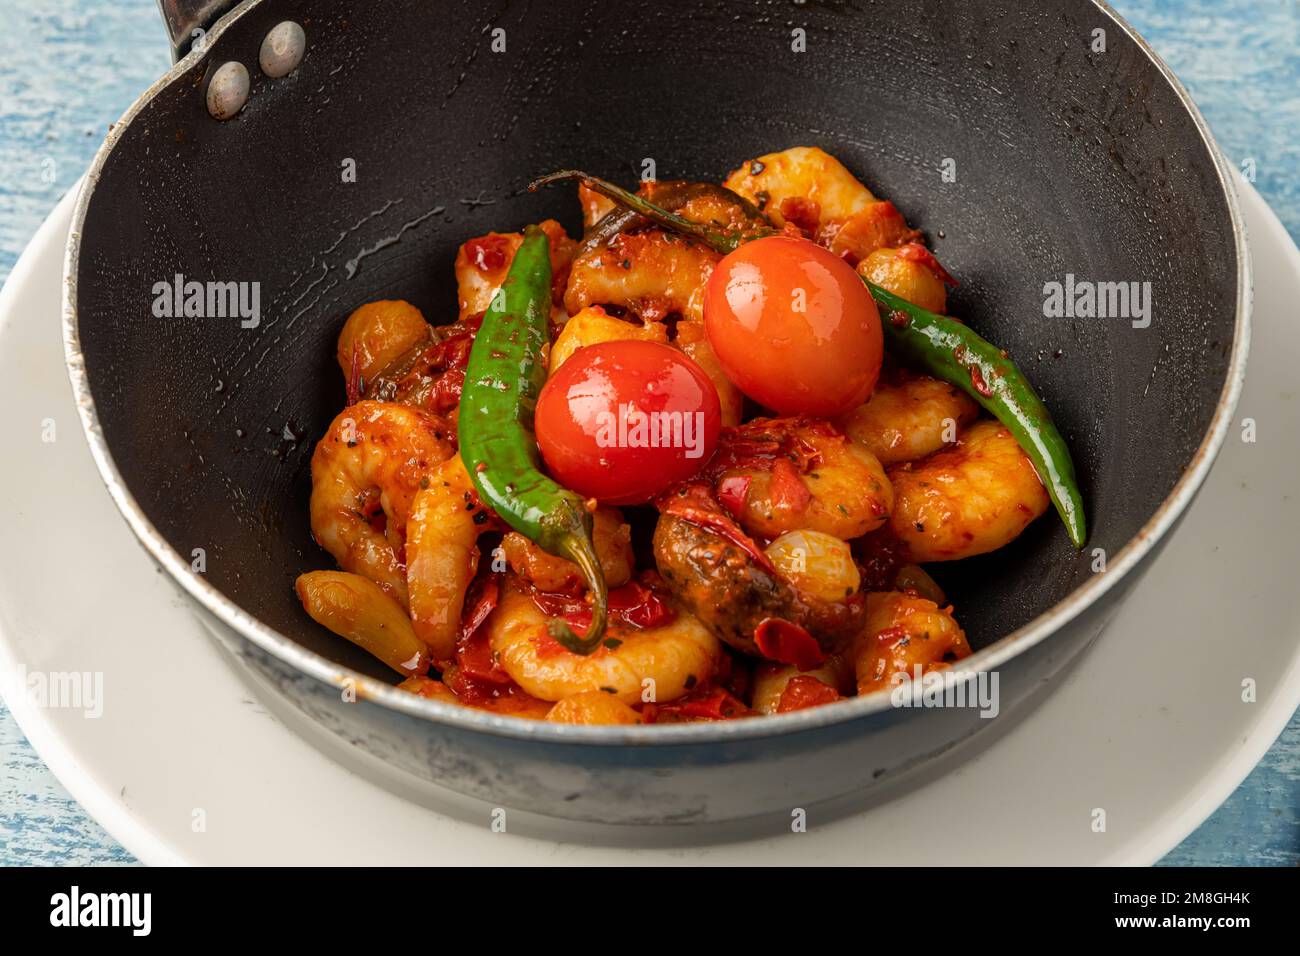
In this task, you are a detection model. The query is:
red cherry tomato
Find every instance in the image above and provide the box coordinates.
[703,235,882,416]
[536,340,722,505]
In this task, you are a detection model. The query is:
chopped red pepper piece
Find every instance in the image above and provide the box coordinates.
[653,684,755,721]
[768,457,812,512]
[704,417,835,477]
[529,578,676,636]
[453,576,510,684]
[755,618,826,670]
[464,234,512,272]
[777,675,842,713]
[779,196,821,237]
[716,474,752,520]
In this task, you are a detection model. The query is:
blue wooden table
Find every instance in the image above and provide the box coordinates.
[0,0,1296,866]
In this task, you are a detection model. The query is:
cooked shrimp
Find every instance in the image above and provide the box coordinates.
[673,319,744,427]
[854,591,971,694]
[546,691,643,725]
[361,314,483,420]
[336,299,432,388]
[723,146,919,260]
[827,200,921,262]
[712,418,892,540]
[455,219,575,322]
[839,369,979,467]
[405,454,494,662]
[578,182,617,229]
[750,654,854,714]
[887,420,1050,562]
[724,146,876,228]
[309,401,455,605]
[564,228,717,323]
[548,305,668,375]
[580,179,769,248]
[487,579,720,704]
[671,184,772,234]
[296,571,430,677]
[501,506,634,592]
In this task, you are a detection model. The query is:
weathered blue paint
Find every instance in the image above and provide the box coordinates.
[0,0,1296,865]
[1121,0,1300,868]
[0,0,166,868]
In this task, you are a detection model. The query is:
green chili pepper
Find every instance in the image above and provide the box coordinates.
[576,180,766,259]
[458,225,608,653]
[868,285,1086,548]
[529,170,1086,548]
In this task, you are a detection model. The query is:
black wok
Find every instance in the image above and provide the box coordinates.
[63,0,1248,828]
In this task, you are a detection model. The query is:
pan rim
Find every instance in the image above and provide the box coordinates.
[62,0,1252,746]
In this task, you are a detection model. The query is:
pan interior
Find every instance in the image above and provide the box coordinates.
[73,0,1238,681]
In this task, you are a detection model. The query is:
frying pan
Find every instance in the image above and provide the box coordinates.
[63,0,1249,828]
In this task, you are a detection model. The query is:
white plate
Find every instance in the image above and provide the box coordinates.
[1,173,1296,865]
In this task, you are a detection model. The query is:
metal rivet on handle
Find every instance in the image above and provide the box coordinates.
[207,61,250,120]
[260,21,306,78]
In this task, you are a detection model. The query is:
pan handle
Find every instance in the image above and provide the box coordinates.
[156,0,241,60]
